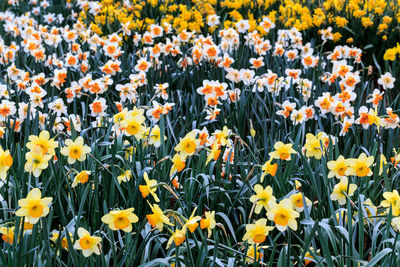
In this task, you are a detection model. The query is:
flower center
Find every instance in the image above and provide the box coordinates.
[78,173,89,183]
[127,123,139,135]
[114,216,130,229]
[295,198,303,208]
[2,234,13,244]
[38,143,49,154]
[33,158,42,166]
[29,203,44,218]
[338,166,347,176]
[253,233,266,243]
[280,152,289,160]
[356,165,369,177]
[1,154,12,167]
[69,147,81,159]
[79,236,92,250]
[61,238,68,249]
[184,141,196,154]
[173,234,186,246]
[92,102,102,113]
[274,212,289,226]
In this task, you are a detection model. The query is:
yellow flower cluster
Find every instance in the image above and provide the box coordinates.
[171,5,204,33]
[80,0,400,62]
[384,43,400,61]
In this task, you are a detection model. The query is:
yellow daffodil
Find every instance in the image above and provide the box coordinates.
[345,153,374,177]
[26,130,58,156]
[381,190,400,215]
[166,228,186,249]
[73,227,102,257]
[392,217,400,232]
[304,133,324,159]
[335,210,353,225]
[290,192,312,212]
[260,159,277,182]
[0,226,15,244]
[367,108,384,131]
[113,108,129,128]
[269,142,296,161]
[0,146,12,180]
[60,136,91,164]
[124,108,146,139]
[147,125,166,147]
[379,154,388,175]
[23,217,34,231]
[267,199,299,231]
[327,155,348,179]
[200,211,216,237]
[24,146,52,177]
[354,198,378,224]
[139,172,160,202]
[183,208,200,233]
[146,202,173,232]
[330,177,357,205]
[50,231,72,250]
[101,208,139,232]
[124,140,134,159]
[117,170,132,184]
[15,188,53,224]
[364,199,377,218]
[242,218,274,244]
[304,247,319,266]
[213,126,230,146]
[381,190,400,207]
[245,245,263,264]
[71,170,91,187]
[170,153,186,176]
[206,143,221,165]
[249,184,276,214]
[174,130,200,157]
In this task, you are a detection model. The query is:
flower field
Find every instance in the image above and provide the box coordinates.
[1,0,400,266]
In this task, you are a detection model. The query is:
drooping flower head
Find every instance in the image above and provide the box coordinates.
[146,202,173,232]
[139,172,160,202]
